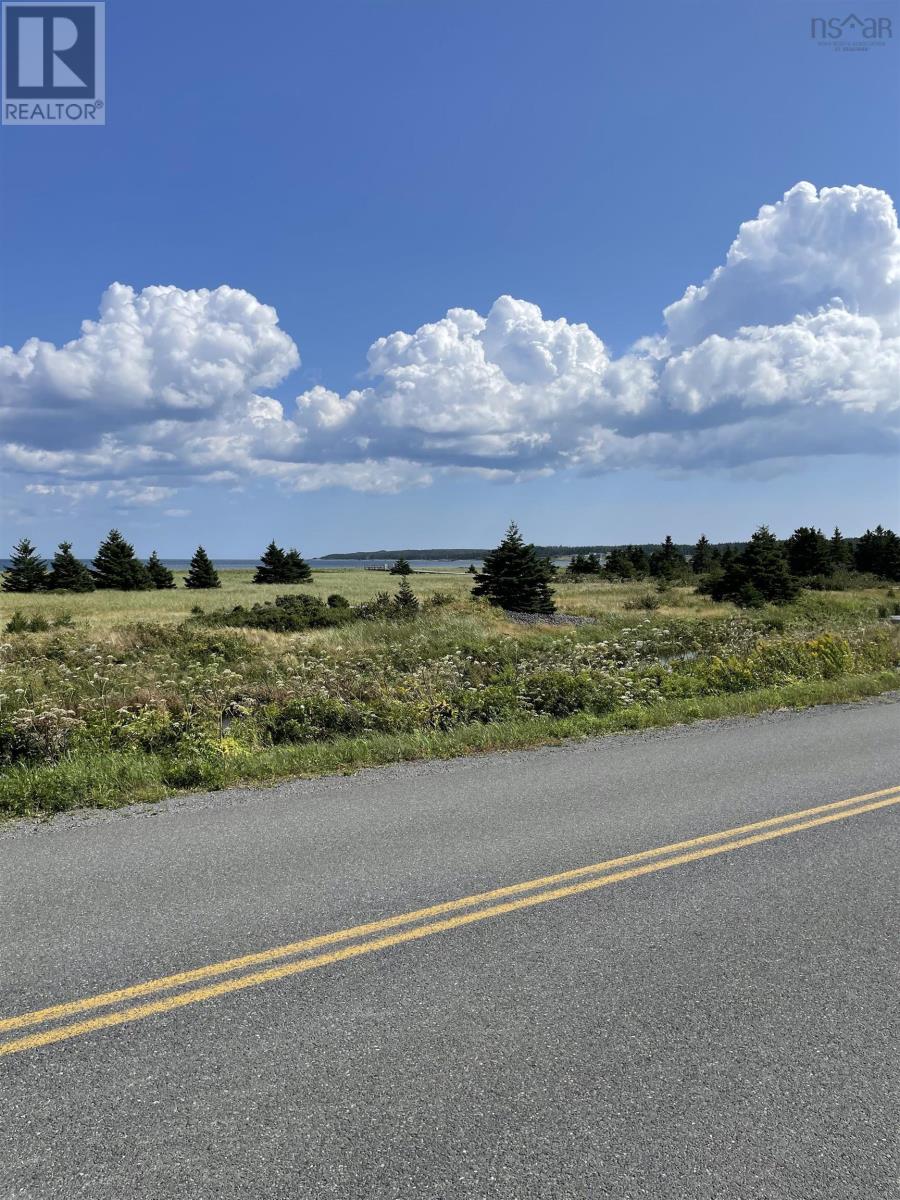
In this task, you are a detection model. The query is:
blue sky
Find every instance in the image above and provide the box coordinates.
[1,0,898,556]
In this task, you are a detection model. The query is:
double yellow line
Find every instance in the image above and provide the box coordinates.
[2,783,899,1058]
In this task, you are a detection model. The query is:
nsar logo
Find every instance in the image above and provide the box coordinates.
[2,2,105,125]
[810,13,893,49]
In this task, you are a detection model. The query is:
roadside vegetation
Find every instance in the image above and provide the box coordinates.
[1,522,898,818]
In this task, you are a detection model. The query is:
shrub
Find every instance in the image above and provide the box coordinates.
[355,591,394,621]
[522,670,600,717]
[327,593,350,609]
[624,592,661,611]
[454,684,521,723]
[0,707,83,766]
[111,705,178,752]
[4,611,50,633]
[202,593,352,633]
[261,697,367,744]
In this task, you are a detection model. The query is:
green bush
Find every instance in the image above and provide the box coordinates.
[111,705,178,752]
[202,593,352,633]
[261,696,368,744]
[4,611,51,633]
[0,707,83,765]
[454,684,521,723]
[624,592,661,611]
[522,670,602,717]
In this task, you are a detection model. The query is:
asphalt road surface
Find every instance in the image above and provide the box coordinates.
[1,697,899,1199]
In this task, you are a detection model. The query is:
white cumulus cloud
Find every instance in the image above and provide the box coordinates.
[1,182,898,503]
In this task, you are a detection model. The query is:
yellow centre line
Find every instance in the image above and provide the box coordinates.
[1,784,898,1058]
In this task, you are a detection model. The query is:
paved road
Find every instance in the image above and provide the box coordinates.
[1,698,899,1199]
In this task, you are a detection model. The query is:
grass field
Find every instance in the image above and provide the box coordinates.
[0,567,741,628]
[1,570,898,818]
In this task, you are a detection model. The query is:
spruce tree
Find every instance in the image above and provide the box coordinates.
[626,546,650,576]
[389,555,414,576]
[47,542,95,592]
[283,548,312,583]
[254,541,288,584]
[854,526,900,581]
[649,535,687,581]
[828,527,851,570]
[472,522,556,613]
[146,551,176,590]
[92,530,151,590]
[184,546,221,589]
[690,535,715,574]
[602,548,634,580]
[567,552,601,578]
[392,575,420,617]
[707,526,799,606]
[785,527,831,577]
[2,538,48,593]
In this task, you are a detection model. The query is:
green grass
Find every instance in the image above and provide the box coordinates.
[1,573,898,820]
[3,668,897,820]
[3,568,894,630]
[0,567,477,629]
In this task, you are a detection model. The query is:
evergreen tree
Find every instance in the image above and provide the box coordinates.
[854,526,900,581]
[283,548,313,583]
[389,555,414,576]
[254,541,288,584]
[146,551,176,590]
[705,526,799,606]
[567,552,601,578]
[626,546,650,576]
[92,530,151,591]
[2,538,48,593]
[602,548,635,580]
[649,535,687,581]
[472,522,556,614]
[392,575,420,617]
[785,527,831,577]
[47,542,95,592]
[828,527,851,570]
[690,534,715,574]
[184,546,221,589]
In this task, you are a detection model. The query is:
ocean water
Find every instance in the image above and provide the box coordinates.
[159,558,482,571]
[0,558,482,571]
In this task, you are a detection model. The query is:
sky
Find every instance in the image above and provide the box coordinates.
[1,0,898,556]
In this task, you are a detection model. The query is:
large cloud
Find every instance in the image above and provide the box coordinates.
[0,283,299,450]
[1,182,898,504]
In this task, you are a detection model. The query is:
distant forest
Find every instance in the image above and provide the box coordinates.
[322,544,745,560]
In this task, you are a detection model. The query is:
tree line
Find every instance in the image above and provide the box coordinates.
[0,533,315,593]
[472,523,900,613]
[4,523,899,610]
